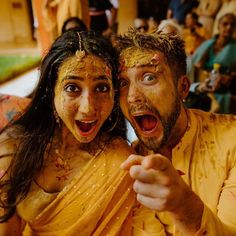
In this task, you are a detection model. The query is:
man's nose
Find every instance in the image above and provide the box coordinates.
[127,83,143,104]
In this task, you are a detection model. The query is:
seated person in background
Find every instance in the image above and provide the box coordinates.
[61,17,87,33]
[190,13,236,114]
[158,19,183,36]
[133,18,149,33]
[116,28,236,235]
[182,12,208,56]
[212,0,236,38]
[0,30,137,235]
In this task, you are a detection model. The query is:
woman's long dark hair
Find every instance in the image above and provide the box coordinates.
[0,30,126,222]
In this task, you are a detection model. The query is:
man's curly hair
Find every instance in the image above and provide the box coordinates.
[115,28,187,81]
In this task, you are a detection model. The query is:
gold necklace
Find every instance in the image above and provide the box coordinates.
[53,148,73,181]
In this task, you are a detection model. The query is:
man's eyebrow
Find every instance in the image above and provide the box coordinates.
[138,64,158,68]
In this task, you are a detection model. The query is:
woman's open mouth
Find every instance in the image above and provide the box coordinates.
[133,114,158,133]
[76,120,98,136]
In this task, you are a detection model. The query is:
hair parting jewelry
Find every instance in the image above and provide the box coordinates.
[75,32,86,61]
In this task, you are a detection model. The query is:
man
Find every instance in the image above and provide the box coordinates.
[117,29,236,235]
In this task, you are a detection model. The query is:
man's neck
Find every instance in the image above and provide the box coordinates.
[158,106,189,159]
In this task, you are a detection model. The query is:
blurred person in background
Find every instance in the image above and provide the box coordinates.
[182,12,208,56]
[133,18,149,33]
[190,13,236,114]
[89,0,118,37]
[167,0,199,25]
[195,0,221,37]
[43,0,90,37]
[212,0,236,38]
[61,17,88,34]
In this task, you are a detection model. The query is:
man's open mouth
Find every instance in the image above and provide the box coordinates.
[76,120,97,134]
[133,114,158,132]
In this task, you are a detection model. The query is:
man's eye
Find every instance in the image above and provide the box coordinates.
[142,73,156,84]
[64,84,80,93]
[119,78,129,88]
[95,84,110,93]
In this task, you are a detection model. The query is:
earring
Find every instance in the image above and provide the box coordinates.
[53,108,61,127]
[106,114,119,132]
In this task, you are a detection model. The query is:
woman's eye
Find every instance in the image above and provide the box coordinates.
[142,73,156,84]
[119,78,129,88]
[95,84,110,93]
[64,84,80,93]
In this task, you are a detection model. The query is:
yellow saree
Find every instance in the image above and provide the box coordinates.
[19,138,135,236]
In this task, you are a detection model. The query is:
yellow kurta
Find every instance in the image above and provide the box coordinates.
[134,109,236,235]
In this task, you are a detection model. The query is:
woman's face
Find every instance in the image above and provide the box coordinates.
[54,54,114,143]
[185,13,195,28]
[218,15,236,38]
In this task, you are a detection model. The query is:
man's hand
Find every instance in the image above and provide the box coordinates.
[120,153,190,211]
[121,154,204,234]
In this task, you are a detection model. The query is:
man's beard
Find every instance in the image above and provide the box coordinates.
[132,97,181,153]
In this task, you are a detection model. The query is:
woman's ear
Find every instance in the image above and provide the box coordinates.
[177,75,190,100]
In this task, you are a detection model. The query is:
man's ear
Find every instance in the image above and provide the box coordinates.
[177,75,190,100]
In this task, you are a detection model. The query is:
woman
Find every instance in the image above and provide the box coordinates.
[0,30,135,235]
[190,13,236,113]
[195,0,221,37]
[182,12,208,55]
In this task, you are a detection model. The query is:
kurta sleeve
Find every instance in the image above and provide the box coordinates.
[196,148,236,236]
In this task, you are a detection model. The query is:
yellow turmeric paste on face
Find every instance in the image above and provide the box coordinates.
[119,47,163,72]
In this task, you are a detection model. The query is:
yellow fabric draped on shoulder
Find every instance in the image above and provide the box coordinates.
[21,138,135,236]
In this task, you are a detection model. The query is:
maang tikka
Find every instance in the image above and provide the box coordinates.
[75,32,86,61]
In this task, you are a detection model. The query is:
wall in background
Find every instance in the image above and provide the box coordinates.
[0,0,33,43]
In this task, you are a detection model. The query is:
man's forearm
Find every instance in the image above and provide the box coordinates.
[169,190,204,235]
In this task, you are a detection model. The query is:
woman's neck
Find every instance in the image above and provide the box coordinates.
[54,124,107,156]
[216,35,231,48]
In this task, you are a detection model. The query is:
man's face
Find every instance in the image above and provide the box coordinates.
[119,49,181,152]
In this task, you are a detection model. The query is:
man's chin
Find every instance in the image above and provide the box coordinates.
[137,134,164,152]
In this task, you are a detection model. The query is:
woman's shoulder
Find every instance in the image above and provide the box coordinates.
[105,136,134,156]
[0,130,18,181]
[0,129,18,155]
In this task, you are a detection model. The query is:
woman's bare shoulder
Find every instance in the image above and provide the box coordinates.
[0,128,19,179]
[106,136,134,156]
[0,128,19,155]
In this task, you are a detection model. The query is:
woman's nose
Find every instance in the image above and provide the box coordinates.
[79,91,96,115]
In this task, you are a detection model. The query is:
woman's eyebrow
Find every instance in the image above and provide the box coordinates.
[61,75,110,82]
[61,75,84,82]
